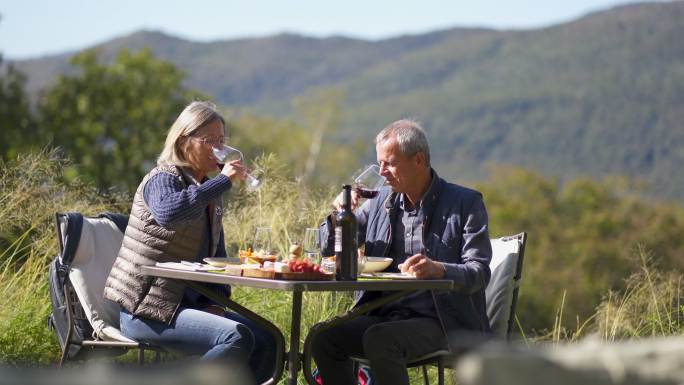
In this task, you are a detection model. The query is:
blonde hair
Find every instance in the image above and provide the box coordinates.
[157,101,225,167]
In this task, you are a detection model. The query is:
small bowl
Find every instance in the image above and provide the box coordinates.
[362,257,393,273]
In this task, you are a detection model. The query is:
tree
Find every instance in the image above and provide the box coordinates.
[478,166,684,332]
[0,55,35,160]
[38,49,201,192]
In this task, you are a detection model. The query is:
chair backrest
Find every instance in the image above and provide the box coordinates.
[484,232,527,339]
[56,212,135,342]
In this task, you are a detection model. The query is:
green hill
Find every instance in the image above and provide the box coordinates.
[8,1,684,201]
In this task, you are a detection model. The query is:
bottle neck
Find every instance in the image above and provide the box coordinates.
[342,185,352,210]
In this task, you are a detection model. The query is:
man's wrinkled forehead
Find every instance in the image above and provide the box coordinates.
[376,137,408,163]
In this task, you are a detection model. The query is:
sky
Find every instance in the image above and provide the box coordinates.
[0,0,656,60]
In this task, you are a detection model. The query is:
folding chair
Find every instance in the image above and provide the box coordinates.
[48,212,163,366]
[351,232,527,385]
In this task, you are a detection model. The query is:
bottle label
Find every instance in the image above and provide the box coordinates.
[334,226,342,253]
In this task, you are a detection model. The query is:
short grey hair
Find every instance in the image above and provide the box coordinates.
[157,101,225,167]
[375,119,431,168]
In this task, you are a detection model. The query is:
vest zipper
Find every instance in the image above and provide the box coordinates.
[168,296,184,325]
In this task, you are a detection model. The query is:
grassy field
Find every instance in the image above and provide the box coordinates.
[1,151,682,384]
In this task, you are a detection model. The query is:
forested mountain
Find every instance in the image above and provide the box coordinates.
[8,1,684,200]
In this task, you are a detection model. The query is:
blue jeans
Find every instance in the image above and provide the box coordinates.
[120,307,276,383]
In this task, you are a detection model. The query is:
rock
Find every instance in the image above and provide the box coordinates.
[456,337,684,385]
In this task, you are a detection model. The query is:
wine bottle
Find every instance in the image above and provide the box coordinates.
[335,184,358,281]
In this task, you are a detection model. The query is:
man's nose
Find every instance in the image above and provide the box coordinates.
[379,165,388,176]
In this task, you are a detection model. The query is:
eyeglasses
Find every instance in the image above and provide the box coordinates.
[191,136,229,146]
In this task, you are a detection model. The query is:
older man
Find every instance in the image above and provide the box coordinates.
[313,119,492,385]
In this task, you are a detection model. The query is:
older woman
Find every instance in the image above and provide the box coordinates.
[104,101,274,382]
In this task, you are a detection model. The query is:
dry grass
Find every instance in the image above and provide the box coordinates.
[536,247,684,348]
[594,248,684,340]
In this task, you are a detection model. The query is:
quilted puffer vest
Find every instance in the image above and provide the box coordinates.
[103,164,223,323]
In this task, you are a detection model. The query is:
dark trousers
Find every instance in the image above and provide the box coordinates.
[311,314,447,385]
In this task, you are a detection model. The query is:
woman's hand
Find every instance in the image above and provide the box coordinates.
[221,160,248,183]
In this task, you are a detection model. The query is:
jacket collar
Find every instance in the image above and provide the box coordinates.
[385,168,442,214]
[419,168,443,215]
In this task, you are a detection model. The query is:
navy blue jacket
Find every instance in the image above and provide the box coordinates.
[322,171,492,337]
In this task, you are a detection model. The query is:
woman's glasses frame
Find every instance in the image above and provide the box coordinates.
[190,136,229,147]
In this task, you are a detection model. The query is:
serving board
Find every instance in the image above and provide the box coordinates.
[242,268,275,279]
[241,268,333,281]
[277,271,334,281]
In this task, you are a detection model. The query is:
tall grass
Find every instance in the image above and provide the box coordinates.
[0,239,57,364]
[222,153,337,255]
[539,247,684,346]
[594,248,684,340]
[0,150,130,364]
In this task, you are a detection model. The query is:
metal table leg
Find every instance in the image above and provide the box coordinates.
[288,290,303,385]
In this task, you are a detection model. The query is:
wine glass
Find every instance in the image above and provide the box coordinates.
[212,144,261,190]
[252,226,272,255]
[302,227,321,264]
[353,165,385,199]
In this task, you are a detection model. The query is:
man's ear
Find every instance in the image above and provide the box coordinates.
[414,151,426,167]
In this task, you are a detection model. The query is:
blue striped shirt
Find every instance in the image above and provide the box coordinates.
[143,170,232,307]
[143,171,231,260]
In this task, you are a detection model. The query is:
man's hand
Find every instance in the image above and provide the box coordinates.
[399,253,446,280]
[332,189,360,211]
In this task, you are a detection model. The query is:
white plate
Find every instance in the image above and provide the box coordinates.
[362,257,393,273]
[203,257,240,267]
[359,272,416,280]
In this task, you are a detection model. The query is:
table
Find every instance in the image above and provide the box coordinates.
[142,266,453,385]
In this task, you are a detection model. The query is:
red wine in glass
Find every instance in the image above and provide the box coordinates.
[355,186,379,199]
[352,165,384,199]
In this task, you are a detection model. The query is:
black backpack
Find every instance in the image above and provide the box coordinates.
[47,212,127,361]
